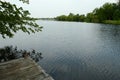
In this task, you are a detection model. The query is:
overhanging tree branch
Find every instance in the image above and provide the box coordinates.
[0,0,42,38]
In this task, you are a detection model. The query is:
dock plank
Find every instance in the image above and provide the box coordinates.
[0,57,54,80]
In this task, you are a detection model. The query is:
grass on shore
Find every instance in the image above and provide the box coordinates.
[103,20,120,25]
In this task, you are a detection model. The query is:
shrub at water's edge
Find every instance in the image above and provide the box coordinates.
[0,46,43,63]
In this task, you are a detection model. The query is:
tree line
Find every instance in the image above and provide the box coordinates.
[55,2,120,24]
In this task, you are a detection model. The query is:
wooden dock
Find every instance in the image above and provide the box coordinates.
[0,57,54,80]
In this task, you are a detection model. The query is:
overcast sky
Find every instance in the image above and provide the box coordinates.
[8,0,116,18]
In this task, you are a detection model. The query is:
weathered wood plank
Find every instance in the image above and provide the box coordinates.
[0,57,54,80]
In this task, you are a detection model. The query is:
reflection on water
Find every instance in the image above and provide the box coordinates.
[0,21,120,80]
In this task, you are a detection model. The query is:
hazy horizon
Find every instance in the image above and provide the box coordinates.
[7,0,116,18]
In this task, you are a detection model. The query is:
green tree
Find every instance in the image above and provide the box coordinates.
[113,9,120,20]
[85,13,94,22]
[79,14,85,22]
[103,3,114,20]
[74,14,80,21]
[0,0,42,38]
[93,3,115,22]
[55,15,67,21]
[67,13,74,21]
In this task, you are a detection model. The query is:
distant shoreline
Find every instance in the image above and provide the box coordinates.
[54,2,120,25]
[38,19,120,25]
[39,18,55,21]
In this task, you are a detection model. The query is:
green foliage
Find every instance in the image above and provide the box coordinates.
[103,20,120,25]
[55,13,85,22]
[0,46,43,63]
[113,9,120,20]
[55,2,120,25]
[0,0,42,38]
[85,2,120,23]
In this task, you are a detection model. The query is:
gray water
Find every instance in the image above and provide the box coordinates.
[0,20,120,80]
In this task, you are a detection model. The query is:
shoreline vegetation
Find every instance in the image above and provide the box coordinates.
[103,20,120,25]
[54,2,120,25]
[0,46,43,63]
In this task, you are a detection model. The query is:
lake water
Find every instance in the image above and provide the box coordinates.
[0,20,120,80]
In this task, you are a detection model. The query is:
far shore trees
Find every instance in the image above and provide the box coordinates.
[55,1,120,25]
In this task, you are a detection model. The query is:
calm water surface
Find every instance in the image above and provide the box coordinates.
[0,20,120,80]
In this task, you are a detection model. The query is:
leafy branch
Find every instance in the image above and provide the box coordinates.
[0,0,42,38]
